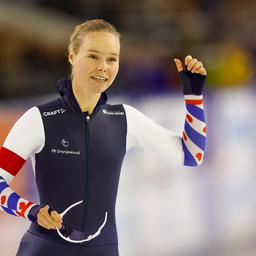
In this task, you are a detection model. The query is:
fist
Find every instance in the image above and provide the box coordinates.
[173,55,207,95]
[37,205,63,230]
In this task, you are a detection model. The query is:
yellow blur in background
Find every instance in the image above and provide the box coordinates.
[0,0,256,256]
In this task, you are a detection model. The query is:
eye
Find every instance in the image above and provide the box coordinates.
[88,54,98,60]
[108,57,117,62]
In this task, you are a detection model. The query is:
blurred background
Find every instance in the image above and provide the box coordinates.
[0,0,256,255]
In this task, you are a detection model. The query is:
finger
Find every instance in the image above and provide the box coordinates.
[44,214,61,228]
[191,61,203,73]
[185,55,192,65]
[196,67,207,75]
[51,211,63,225]
[39,213,58,229]
[38,219,51,230]
[173,58,183,72]
[38,206,59,229]
[51,211,61,221]
[187,58,198,71]
[38,216,55,230]
[45,206,62,224]
[41,206,56,223]
[40,206,61,228]
[193,64,204,73]
[49,208,63,227]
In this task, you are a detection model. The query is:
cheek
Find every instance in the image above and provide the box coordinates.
[73,59,91,75]
[110,64,119,78]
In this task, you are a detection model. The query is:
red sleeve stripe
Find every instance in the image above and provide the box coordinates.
[0,147,25,176]
[185,99,203,105]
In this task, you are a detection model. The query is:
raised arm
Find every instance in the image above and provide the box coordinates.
[174,55,206,166]
[124,55,207,167]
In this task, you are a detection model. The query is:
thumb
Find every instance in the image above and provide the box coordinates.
[173,58,183,72]
[51,211,63,222]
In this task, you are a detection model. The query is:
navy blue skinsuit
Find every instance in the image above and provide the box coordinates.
[16,77,126,255]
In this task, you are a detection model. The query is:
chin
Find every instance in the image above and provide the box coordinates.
[91,86,107,94]
[98,84,112,93]
[89,80,112,94]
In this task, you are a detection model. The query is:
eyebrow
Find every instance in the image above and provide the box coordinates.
[87,49,119,57]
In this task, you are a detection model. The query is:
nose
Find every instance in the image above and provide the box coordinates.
[97,61,107,72]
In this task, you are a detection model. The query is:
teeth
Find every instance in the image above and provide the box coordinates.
[92,76,107,81]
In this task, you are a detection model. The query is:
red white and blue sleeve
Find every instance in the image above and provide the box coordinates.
[0,107,45,223]
[124,70,207,166]
[182,94,206,166]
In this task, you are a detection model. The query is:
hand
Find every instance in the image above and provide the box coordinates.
[37,205,63,230]
[173,55,207,95]
[174,55,207,75]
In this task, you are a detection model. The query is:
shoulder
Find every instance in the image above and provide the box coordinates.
[36,98,63,114]
[122,103,144,118]
[15,106,44,131]
[122,103,137,112]
[102,103,126,116]
[104,103,125,111]
[18,106,41,122]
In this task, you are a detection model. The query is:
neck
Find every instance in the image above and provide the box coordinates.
[72,81,101,115]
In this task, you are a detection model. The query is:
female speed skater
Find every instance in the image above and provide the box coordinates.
[0,19,207,256]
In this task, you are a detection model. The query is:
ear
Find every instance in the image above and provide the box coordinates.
[69,52,74,65]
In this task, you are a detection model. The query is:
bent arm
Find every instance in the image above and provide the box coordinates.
[124,95,206,166]
[0,107,45,222]
[124,103,184,165]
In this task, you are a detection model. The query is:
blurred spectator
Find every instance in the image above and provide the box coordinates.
[207,40,253,87]
[0,0,255,98]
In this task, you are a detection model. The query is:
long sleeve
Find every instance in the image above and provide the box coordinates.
[124,103,184,165]
[123,95,206,166]
[0,107,45,221]
[182,95,206,166]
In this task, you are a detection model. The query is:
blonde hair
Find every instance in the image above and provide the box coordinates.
[68,19,120,56]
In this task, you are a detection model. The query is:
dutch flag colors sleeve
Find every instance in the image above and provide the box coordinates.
[0,107,44,221]
[182,95,206,166]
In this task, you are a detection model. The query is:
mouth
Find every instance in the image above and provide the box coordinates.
[91,75,108,82]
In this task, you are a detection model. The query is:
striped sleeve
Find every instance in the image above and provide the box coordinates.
[0,107,44,220]
[124,96,206,167]
[182,95,206,166]
[0,175,36,219]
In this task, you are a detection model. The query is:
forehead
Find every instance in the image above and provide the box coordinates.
[80,31,120,54]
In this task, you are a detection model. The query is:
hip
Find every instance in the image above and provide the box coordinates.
[16,230,119,256]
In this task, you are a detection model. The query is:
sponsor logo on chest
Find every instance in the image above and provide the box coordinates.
[43,108,66,117]
[102,109,124,115]
[51,138,80,155]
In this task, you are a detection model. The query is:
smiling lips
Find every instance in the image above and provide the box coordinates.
[91,75,108,82]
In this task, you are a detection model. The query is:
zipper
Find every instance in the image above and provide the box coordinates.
[80,112,90,245]
[85,115,90,124]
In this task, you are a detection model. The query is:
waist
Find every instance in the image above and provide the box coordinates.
[28,221,118,246]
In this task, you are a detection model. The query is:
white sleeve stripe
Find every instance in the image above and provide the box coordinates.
[183,131,204,165]
[184,95,203,100]
[0,205,19,216]
[0,168,14,185]
[193,104,203,109]
[185,114,206,136]
[0,187,14,207]
[184,95,204,109]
